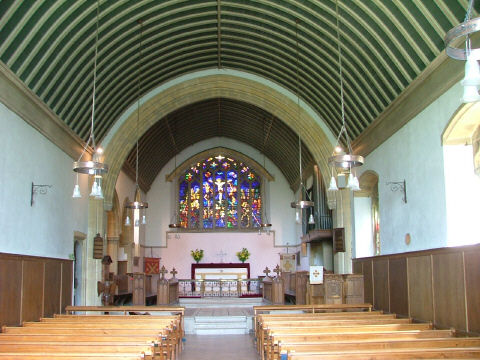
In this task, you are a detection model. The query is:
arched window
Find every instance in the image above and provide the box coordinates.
[178,155,262,230]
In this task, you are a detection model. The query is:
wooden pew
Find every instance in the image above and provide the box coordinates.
[278,337,480,356]
[65,305,184,316]
[259,323,434,360]
[0,354,146,360]
[255,310,387,339]
[255,310,480,360]
[282,347,480,359]
[253,303,372,316]
[1,314,180,360]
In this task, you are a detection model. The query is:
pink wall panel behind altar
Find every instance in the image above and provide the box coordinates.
[148,232,281,279]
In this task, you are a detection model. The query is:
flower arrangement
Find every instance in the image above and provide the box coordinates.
[190,249,204,263]
[236,247,250,263]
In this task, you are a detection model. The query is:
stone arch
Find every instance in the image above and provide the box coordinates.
[165,147,274,182]
[102,73,335,209]
[442,102,480,175]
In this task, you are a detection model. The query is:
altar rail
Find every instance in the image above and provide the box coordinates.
[178,278,262,298]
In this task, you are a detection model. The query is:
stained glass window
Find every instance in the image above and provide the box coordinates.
[177,155,262,230]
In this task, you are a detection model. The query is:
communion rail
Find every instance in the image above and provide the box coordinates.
[178,278,262,298]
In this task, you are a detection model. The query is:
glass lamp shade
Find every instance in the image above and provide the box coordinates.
[295,210,301,224]
[142,215,147,225]
[134,218,140,227]
[89,180,99,197]
[308,213,315,225]
[462,54,480,86]
[351,176,361,191]
[463,84,480,103]
[347,173,354,189]
[328,176,339,191]
[72,184,81,198]
[125,215,131,227]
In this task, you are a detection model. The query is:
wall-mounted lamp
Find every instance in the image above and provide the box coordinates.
[386,180,407,203]
[31,182,53,206]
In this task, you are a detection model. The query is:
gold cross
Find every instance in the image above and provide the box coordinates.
[215,155,225,161]
[263,267,270,277]
[313,269,320,278]
[283,261,292,272]
[273,264,281,277]
[160,265,168,280]
[170,267,178,278]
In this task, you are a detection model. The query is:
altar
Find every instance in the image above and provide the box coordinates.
[186,263,253,297]
[191,263,250,280]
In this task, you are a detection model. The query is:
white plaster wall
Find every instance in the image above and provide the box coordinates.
[358,83,463,255]
[0,102,88,258]
[145,232,280,279]
[354,197,374,258]
[145,137,296,249]
[443,144,480,246]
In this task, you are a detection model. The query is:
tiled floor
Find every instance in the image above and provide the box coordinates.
[179,334,260,360]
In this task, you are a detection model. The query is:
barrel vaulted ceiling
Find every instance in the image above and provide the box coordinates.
[0,0,475,190]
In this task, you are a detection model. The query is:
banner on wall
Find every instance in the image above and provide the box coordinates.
[280,253,296,273]
[144,257,160,274]
[309,265,324,284]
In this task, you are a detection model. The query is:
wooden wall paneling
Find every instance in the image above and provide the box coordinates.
[388,257,409,317]
[43,261,61,318]
[363,260,374,305]
[22,260,44,323]
[372,259,389,312]
[408,255,434,322]
[464,249,480,333]
[61,261,73,313]
[432,252,466,331]
[352,260,362,274]
[373,258,390,312]
[0,258,22,327]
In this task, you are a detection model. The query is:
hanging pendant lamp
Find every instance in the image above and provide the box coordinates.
[125,19,148,227]
[290,20,314,212]
[328,1,363,192]
[259,118,272,230]
[169,150,182,229]
[72,0,108,199]
[445,0,480,103]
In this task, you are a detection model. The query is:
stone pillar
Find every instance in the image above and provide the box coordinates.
[332,189,354,274]
[85,189,107,306]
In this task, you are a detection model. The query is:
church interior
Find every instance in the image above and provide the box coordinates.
[1,0,480,358]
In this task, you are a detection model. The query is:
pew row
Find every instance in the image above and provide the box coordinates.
[0,314,183,360]
[254,308,480,360]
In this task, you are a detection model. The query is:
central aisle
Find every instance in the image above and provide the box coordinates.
[179,334,260,360]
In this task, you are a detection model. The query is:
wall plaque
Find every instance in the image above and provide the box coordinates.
[93,233,103,259]
[333,227,345,253]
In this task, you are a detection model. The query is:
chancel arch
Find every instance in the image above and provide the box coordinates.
[101,72,336,211]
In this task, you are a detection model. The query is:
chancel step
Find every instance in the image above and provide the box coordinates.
[194,315,249,335]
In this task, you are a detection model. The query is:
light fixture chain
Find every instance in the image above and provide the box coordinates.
[135,20,143,186]
[465,0,474,22]
[335,0,354,154]
[295,19,303,189]
[90,0,100,150]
